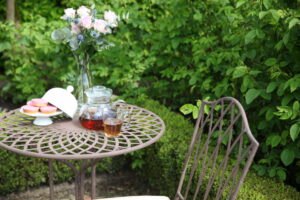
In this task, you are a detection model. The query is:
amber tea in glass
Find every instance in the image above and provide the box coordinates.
[103,118,123,136]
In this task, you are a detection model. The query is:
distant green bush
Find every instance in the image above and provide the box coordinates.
[129,96,300,200]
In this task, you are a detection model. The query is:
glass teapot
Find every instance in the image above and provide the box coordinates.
[79,85,122,130]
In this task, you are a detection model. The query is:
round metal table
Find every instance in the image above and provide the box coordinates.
[0,103,165,200]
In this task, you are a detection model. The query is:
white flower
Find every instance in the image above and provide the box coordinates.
[64,8,76,19]
[77,6,91,17]
[104,10,118,27]
[93,19,111,34]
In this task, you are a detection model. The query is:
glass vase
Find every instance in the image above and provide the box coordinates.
[74,53,92,107]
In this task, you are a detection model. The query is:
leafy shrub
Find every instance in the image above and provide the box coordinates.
[17,0,61,22]
[0,19,77,104]
[130,96,300,199]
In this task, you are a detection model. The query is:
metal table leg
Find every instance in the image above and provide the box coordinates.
[75,168,85,200]
[48,160,54,200]
[91,164,97,199]
[54,159,101,200]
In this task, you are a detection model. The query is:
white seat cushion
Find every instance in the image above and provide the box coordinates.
[95,196,170,200]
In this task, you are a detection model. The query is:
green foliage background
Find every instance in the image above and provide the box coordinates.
[0,0,299,190]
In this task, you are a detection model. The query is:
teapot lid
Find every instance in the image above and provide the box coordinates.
[86,85,113,103]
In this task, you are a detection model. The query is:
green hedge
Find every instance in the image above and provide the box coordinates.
[0,150,69,194]
[128,96,300,200]
[0,148,121,195]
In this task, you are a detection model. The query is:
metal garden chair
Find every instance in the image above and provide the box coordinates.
[95,97,259,200]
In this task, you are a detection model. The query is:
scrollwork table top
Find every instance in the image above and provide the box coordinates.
[0,104,165,160]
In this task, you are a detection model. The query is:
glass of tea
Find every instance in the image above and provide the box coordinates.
[103,108,130,137]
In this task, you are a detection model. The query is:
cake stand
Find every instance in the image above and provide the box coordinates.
[20,108,63,126]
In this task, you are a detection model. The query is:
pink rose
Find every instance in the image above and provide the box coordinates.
[93,19,111,33]
[71,23,81,34]
[80,15,92,29]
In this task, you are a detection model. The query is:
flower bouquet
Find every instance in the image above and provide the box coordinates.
[51,5,121,106]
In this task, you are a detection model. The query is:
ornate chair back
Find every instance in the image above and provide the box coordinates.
[175,97,259,200]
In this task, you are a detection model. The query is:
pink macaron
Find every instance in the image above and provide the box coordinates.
[31,99,48,107]
[22,105,39,114]
[27,101,34,106]
[40,106,57,114]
